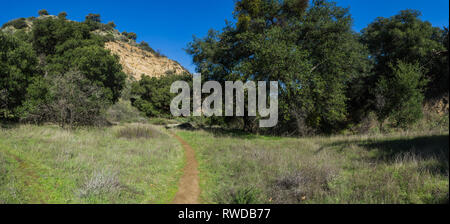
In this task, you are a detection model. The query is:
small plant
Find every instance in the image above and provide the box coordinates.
[78,169,120,198]
[230,187,261,204]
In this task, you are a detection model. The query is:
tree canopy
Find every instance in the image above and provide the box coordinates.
[187,0,371,134]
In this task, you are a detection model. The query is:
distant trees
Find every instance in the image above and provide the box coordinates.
[58,12,67,19]
[131,72,191,117]
[122,31,137,41]
[38,9,49,16]
[107,21,116,28]
[85,13,101,23]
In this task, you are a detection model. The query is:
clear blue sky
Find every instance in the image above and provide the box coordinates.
[1,0,448,73]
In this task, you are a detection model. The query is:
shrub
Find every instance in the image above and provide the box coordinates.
[78,169,120,198]
[131,72,192,118]
[116,125,161,139]
[1,18,28,29]
[22,71,110,127]
[38,9,49,16]
[85,13,101,23]
[106,99,147,124]
[107,21,116,29]
[375,61,428,128]
[138,41,156,54]
[121,31,137,41]
[57,12,67,19]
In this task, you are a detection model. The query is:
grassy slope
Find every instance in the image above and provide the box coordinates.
[0,124,184,204]
[177,129,449,204]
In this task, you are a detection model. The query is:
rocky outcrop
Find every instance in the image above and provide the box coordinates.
[105,41,189,80]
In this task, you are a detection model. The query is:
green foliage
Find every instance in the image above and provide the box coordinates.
[31,17,92,55]
[22,71,109,127]
[1,18,28,29]
[85,13,101,23]
[58,12,67,19]
[230,187,261,204]
[1,15,126,126]
[122,31,137,41]
[138,41,156,54]
[0,33,39,120]
[38,9,49,16]
[63,45,126,103]
[375,61,427,128]
[107,21,116,29]
[84,13,102,31]
[131,72,191,117]
[362,10,444,73]
[187,0,370,135]
[31,16,126,105]
[362,10,447,99]
[427,27,449,98]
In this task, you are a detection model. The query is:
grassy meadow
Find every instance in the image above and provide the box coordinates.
[177,128,449,204]
[1,113,448,204]
[0,124,184,204]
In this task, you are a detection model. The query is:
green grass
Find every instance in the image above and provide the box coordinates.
[0,124,184,204]
[176,129,449,204]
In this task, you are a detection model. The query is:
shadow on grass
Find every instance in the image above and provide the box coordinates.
[329,134,449,174]
[201,127,259,139]
[199,127,283,140]
[0,122,19,129]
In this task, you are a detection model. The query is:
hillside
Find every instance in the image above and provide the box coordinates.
[1,15,189,80]
[104,41,188,80]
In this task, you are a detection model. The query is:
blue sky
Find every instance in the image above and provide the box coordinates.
[1,0,448,73]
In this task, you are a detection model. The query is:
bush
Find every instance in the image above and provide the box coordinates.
[138,41,156,54]
[78,169,120,198]
[85,13,101,23]
[131,72,191,118]
[375,61,428,128]
[22,71,110,127]
[1,18,28,29]
[38,9,49,16]
[58,12,67,19]
[107,21,116,29]
[116,125,161,139]
[121,31,137,41]
[106,99,147,124]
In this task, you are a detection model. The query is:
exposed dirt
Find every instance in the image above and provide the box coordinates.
[170,132,200,204]
[105,41,189,80]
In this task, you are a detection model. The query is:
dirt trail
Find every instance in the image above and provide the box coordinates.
[5,151,46,204]
[170,132,200,204]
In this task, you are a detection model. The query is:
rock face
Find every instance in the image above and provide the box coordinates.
[105,41,189,80]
